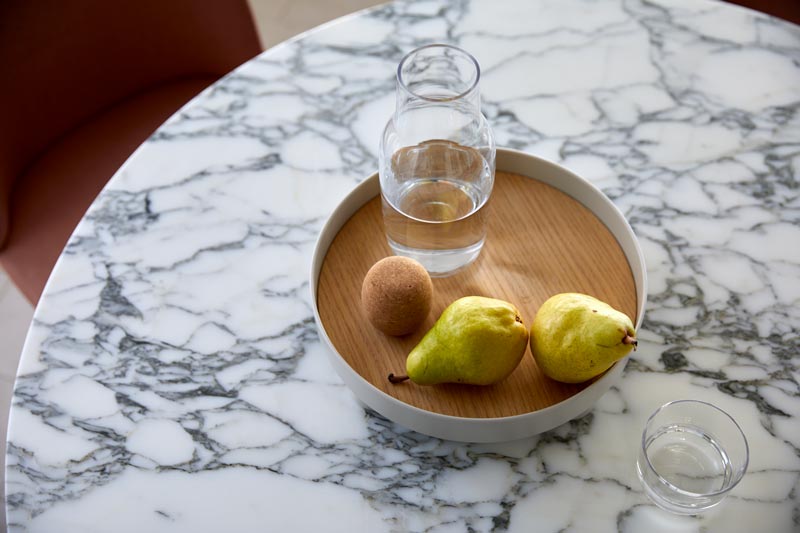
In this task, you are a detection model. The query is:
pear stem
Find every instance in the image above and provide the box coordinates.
[623,335,638,350]
[388,373,410,384]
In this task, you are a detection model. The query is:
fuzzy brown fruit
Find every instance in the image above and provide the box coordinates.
[361,256,433,336]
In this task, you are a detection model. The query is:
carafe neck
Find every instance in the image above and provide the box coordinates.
[395,44,482,116]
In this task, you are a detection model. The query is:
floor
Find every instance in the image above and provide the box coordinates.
[0,1,382,529]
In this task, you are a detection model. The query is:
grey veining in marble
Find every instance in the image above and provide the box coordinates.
[5,0,800,531]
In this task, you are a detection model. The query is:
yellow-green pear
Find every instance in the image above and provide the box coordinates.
[388,296,528,386]
[531,293,637,383]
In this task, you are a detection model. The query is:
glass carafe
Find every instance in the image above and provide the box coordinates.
[379,44,495,277]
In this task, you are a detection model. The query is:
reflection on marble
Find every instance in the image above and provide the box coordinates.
[5,0,800,531]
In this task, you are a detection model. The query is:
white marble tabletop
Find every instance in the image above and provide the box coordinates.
[5,0,800,531]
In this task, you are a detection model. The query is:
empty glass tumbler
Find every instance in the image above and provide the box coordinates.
[379,44,495,276]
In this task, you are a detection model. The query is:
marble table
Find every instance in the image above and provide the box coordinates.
[6,0,799,531]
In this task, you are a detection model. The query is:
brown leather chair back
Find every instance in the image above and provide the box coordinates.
[0,0,261,303]
[0,0,261,247]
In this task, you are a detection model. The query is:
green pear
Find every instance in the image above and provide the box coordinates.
[530,293,637,383]
[388,296,528,386]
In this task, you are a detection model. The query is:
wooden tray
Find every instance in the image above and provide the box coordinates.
[311,149,646,442]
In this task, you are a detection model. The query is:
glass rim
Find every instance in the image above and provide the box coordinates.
[640,399,750,499]
[396,43,481,103]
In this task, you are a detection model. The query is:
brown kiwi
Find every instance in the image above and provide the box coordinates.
[361,256,433,336]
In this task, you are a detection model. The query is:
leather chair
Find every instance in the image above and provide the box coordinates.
[0,0,261,304]
[725,0,800,24]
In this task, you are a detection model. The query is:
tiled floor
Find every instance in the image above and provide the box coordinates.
[0,1,383,529]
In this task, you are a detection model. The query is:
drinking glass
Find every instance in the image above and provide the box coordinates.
[379,44,495,276]
[636,400,749,515]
